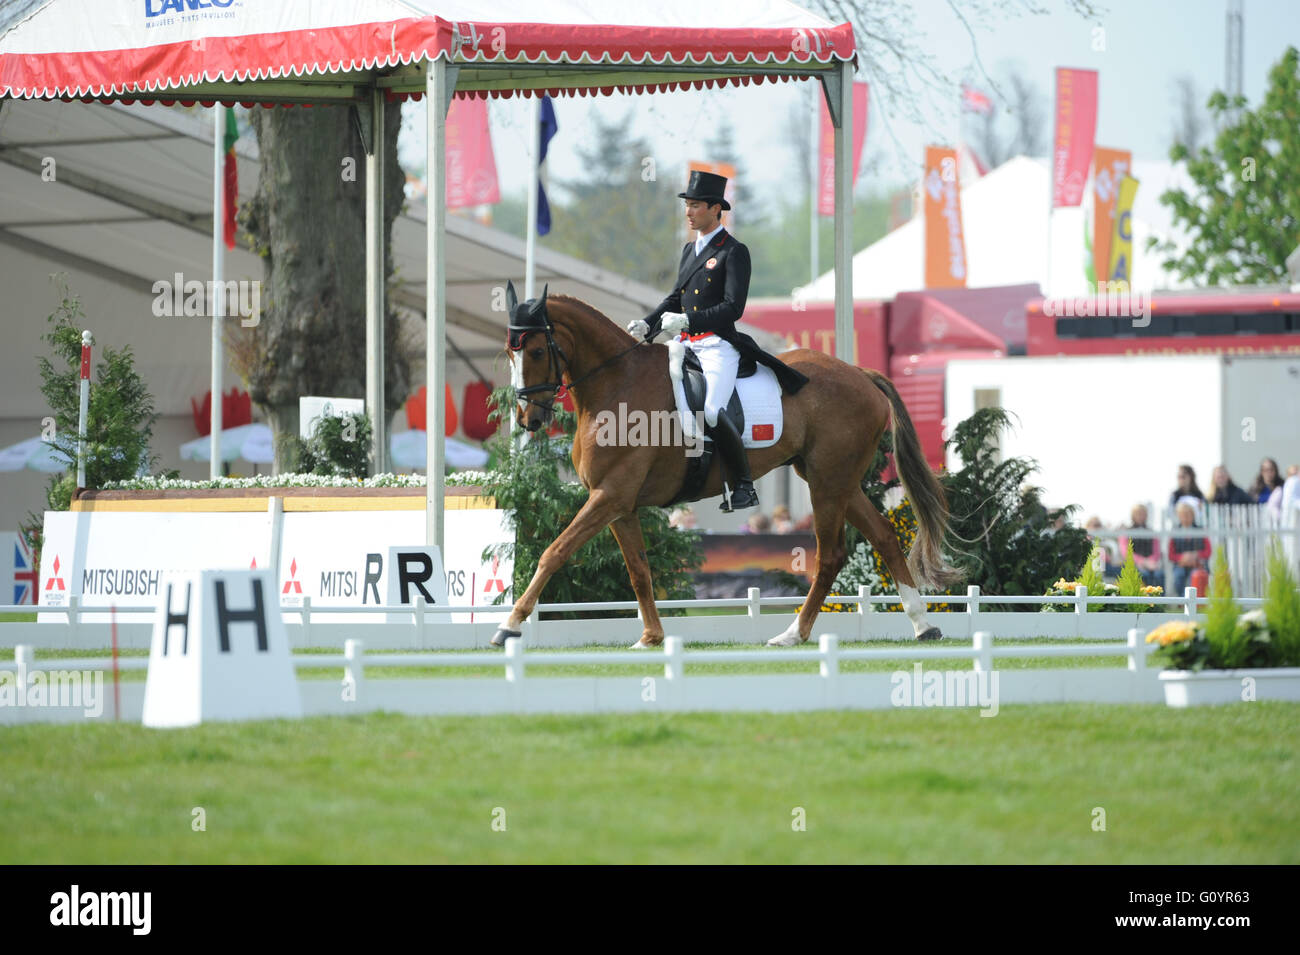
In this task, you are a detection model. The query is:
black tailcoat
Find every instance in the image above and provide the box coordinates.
[645,229,809,394]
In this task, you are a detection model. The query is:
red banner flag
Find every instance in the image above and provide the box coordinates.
[446,97,500,210]
[961,83,994,115]
[222,107,238,249]
[923,146,967,289]
[818,81,868,216]
[1052,68,1098,208]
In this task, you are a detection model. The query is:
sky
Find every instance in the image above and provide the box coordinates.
[399,0,1299,212]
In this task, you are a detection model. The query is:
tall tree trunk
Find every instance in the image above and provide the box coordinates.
[240,101,408,472]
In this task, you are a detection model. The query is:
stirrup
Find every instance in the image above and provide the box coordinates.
[720,481,759,512]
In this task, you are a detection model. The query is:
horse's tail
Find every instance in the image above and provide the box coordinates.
[864,369,962,590]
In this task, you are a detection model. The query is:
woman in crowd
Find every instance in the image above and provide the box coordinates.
[1169,464,1206,524]
[1249,458,1284,504]
[1209,465,1255,505]
[1118,504,1162,587]
[1168,502,1211,595]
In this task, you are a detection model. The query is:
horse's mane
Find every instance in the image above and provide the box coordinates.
[547,293,623,332]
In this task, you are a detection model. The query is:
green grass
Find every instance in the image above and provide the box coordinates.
[0,612,36,623]
[1,704,1296,863]
[1,637,1143,682]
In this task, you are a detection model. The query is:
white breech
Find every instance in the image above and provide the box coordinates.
[897,583,932,638]
[687,334,740,427]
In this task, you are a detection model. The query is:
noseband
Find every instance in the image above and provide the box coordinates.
[507,293,571,417]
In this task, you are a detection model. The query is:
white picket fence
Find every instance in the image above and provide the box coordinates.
[0,584,1248,651]
[1092,502,1300,597]
[0,629,1171,724]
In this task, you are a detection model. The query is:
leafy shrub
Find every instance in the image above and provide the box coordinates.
[841,407,1090,611]
[285,412,372,478]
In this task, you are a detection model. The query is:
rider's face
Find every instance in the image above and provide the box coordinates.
[684,199,720,234]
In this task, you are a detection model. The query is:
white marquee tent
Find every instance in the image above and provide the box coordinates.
[1,0,859,550]
[803,155,1196,302]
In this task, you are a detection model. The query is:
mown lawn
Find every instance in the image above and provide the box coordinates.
[1,703,1295,864]
[3,637,1145,681]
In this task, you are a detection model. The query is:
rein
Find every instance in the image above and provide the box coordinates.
[512,326,647,414]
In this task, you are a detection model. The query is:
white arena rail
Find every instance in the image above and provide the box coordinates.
[0,584,1244,652]
[0,630,1167,723]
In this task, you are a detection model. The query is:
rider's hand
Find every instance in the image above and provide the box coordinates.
[626,319,650,341]
[659,312,689,338]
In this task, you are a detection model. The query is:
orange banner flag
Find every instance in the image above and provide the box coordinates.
[923,146,967,288]
[1092,147,1131,287]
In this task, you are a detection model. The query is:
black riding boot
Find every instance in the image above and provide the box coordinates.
[711,409,758,512]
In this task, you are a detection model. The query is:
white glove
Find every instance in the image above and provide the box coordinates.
[658,312,689,339]
[626,319,650,340]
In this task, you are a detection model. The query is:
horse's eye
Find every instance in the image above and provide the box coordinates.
[530,348,544,360]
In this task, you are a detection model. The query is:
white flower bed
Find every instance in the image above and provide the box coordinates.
[99,472,489,491]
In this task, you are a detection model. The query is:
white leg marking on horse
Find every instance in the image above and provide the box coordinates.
[898,583,932,638]
[767,618,804,647]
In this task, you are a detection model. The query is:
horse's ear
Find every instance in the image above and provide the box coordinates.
[505,280,518,315]
[541,283,548,303]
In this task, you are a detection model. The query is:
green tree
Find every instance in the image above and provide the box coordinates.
[842,407,1089,608]
[1149,46,1300,285]
[476,388,702,617]
[36,281,159,511]
[939,408,1090,605]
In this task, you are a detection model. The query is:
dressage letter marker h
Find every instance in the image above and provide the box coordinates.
[142,569,302,728]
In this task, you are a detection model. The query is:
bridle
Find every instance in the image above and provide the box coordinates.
[506,283,646,420]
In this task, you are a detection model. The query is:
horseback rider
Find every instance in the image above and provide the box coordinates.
[628,170,809,512]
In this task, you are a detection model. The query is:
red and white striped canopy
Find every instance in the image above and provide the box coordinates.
[0,0,853,103]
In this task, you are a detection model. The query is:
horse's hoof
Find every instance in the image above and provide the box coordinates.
[490,627,521,648]
[767,625,805,647]
[629,636,663,649]
[917,626,943,642]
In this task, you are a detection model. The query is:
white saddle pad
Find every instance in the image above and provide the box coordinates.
[667,340,784,449]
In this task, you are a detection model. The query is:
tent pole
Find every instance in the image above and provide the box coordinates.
[833,60,854,365]
[525,94,540,300]
[210,106,224,477]
[810,82,819,285]
[426,58,448,552]
[366,84,387,475]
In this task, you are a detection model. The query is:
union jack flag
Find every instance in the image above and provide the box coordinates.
[12,535,37,605]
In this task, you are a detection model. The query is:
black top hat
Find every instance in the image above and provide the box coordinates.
[678,169,731,211]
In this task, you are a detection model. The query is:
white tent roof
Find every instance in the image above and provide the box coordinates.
[804,155,1196,301]
[1,1,852,102]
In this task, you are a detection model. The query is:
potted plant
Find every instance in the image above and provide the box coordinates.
[1150,543,1300,706]
[1041,542,1163,612]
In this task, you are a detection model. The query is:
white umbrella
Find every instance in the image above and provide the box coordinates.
[0,436,69,473]
[391,430,489,471]
[180,423,273,464]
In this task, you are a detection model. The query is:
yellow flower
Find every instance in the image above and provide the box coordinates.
[1146,621,1197,646]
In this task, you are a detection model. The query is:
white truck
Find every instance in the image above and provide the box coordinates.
[943,353,1300,525]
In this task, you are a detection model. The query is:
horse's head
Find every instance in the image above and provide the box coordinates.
[505,280,565,432]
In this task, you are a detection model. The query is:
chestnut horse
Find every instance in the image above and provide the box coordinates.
[491,287,959,648]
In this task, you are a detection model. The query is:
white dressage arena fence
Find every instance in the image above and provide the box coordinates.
[0,584,1237,652]
[1,630,1170,724]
